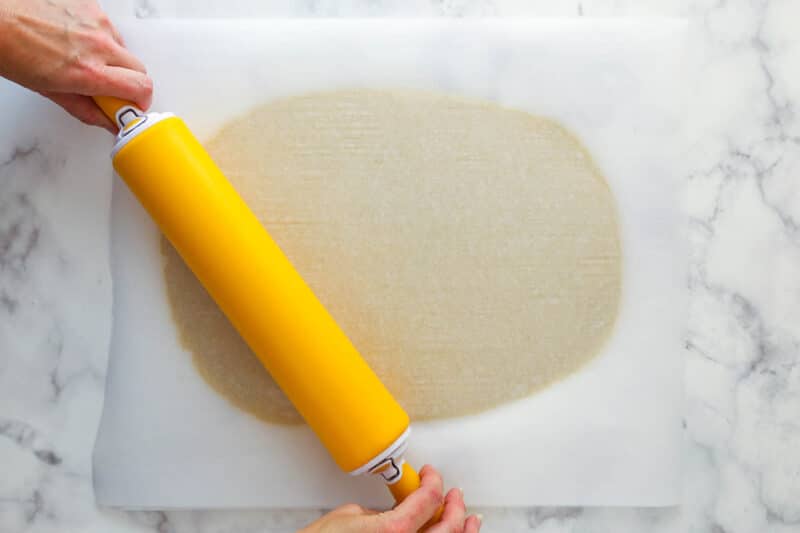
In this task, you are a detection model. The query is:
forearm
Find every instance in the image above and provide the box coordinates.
[0,2,29,64]
[0,6,15,76]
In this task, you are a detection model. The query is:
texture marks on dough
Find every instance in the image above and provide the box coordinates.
[162,89,622,425]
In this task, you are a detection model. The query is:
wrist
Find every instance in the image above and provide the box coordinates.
[0,8,13,55]
[0,7,20,79]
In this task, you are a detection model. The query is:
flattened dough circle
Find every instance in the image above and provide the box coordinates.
[162,89,622,425]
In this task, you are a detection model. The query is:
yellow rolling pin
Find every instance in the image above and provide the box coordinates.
[94,95,432,507]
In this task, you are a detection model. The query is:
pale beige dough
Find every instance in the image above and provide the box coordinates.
[162,89,622,425]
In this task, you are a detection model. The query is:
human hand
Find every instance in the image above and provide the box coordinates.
[0,0,152,132]
[299,465,481,533]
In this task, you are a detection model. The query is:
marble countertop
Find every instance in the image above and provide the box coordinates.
[1,1,799,532]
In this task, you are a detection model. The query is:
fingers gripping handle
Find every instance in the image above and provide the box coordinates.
[388,463,444,529]
[93,96,143,129]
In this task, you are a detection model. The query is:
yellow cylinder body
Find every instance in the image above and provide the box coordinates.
[112,115,410,474]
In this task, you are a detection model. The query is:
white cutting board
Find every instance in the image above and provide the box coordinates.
[92,19,687,508]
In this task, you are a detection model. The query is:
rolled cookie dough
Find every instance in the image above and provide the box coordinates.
[162,89,622,425]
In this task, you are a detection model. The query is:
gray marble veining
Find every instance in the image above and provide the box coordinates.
[2,0,800,531]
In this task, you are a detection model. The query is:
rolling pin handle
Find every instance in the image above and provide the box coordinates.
[93,96,143,129]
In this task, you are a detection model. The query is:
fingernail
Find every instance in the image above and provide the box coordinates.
[476,513,484,523]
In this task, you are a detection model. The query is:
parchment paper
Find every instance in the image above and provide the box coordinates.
[93,19,687,507]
